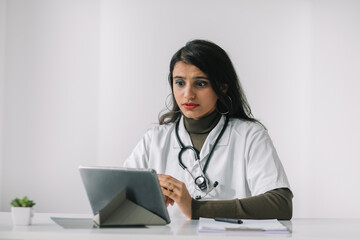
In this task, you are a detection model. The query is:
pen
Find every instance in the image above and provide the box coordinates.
[214,218,243,224]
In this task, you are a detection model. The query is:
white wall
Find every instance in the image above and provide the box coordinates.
[0,0,6,211]
[1,0,360,218]
[1,0,99,213]
[306,0,360,217]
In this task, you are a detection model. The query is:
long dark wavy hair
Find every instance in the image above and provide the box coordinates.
[159,39,260,126]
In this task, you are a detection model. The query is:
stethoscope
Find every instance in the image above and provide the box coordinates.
[175,115,229,200]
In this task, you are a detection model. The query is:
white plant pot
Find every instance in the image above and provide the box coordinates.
[11,207,34,226]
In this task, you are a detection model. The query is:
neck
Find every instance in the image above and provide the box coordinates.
[183,111,221,134]
[183,111,222,152]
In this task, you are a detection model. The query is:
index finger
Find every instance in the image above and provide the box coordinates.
[158,174,179,183]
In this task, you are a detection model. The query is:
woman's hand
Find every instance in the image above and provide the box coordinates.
[158,174,192,219]
[164,195,174,207]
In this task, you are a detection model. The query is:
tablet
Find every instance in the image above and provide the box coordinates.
[79,166,170,225]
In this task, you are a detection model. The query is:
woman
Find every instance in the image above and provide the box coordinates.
[124,39,293,220]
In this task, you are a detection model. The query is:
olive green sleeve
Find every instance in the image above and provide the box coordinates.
[191,188,293,220]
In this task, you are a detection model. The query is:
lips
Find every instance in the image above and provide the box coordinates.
[182,102,200,110]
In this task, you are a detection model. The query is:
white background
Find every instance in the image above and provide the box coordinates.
[0,0,359,218]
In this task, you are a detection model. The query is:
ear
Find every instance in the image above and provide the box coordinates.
[220,84,228,94]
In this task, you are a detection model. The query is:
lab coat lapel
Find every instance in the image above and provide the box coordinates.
[199,115,231,162]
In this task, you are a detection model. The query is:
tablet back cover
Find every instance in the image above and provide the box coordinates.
[79,166,170,224]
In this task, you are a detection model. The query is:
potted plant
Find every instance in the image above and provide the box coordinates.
[11,196,36,226]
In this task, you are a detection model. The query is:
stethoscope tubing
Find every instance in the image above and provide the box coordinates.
[202,115,229,173]
[175,115,229,189]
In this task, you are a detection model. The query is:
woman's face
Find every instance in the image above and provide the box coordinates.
[172,61,218,120]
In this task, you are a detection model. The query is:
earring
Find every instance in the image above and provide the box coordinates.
[217,95,232,115]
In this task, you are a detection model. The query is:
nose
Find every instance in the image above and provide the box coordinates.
[184,85,195,100]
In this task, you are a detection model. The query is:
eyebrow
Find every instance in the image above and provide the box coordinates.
[173,76,209,80]
[193,76,209,80]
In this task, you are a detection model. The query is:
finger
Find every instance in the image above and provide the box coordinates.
[158,174,181,186]
[161,185,183,203]
[160,182,177,193]
[158,174,190,203]
[164,196,171,207]
[160,183,175,206]
[164,195,173,203]
[165,195,174,206]
[161,185,177,197]
[159,175,187,195]
[164,196,169,207]
[158,176,182,192]
[159,180,176,192]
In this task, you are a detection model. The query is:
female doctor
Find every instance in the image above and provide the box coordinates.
[124,39,293,220]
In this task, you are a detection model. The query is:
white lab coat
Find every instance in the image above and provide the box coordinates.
[124,115,291,218]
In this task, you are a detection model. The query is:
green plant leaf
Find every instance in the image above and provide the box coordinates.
[10,196,35,207]
[10,198,21,207]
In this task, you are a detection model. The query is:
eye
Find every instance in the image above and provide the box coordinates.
[175,79,185,87]
[195,80,208,87]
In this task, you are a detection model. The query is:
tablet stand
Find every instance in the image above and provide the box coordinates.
[93,189,167,227]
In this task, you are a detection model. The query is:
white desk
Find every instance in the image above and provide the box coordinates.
[1,212,360,240]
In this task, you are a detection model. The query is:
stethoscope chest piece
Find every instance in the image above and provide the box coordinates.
[194,176,207,191]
